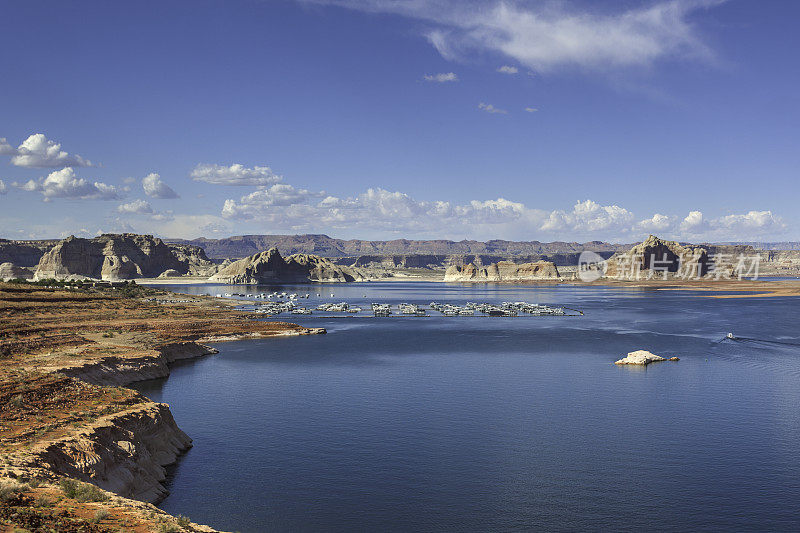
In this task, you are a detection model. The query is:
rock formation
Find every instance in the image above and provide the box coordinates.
[0,262,34,280]
[210,247,365,283]
[444,260,560,282]
[614,350,678,365]
[604,235,709,279]
[33,234,212,281]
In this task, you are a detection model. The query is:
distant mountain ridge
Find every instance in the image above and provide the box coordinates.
[168,234,635,259]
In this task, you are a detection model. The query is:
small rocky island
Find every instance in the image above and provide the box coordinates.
[614,350,680,365]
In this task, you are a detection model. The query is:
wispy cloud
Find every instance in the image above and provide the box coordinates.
[303,0,723,73]
[524,107,538,113]
[423,72,458,82]
[478,102,507,114]
[0,138,15,156]
[497,65,518,74]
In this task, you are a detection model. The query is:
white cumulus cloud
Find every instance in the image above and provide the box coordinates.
[142,172,179,199]
[190,163,282,186]
[117,199,153,214]
[9,134,94,168]
[17,168,120,201]
[222,184,325,219]
[680,210,709,234]
[637,213,675,232]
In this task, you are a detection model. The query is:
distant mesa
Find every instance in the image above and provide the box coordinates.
[168,234,630,260]
[444,260,560,282]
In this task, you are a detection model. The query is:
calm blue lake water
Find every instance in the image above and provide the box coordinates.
[136,282,800,532]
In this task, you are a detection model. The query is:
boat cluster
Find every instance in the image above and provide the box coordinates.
[371,303,392,316]
[223,291,310,300]
[429,301,566,317]
[398,303,428,316]
[316,302,362,313]
[248,298,569,318]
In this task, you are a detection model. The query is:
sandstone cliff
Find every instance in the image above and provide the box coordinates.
[210,247,364,283]
[604,235,709,279]
[444,260,560,282]
[29,402,193,503]
[33,234,213,280]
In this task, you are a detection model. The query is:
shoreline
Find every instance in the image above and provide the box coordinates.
[0,281,324,532]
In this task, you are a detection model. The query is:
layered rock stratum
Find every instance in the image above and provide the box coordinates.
[444,260,560,282]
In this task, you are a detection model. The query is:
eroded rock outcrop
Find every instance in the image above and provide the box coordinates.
[0,262,34,280]
[33,234,211,280]
[210,247,364,283]
[604,235,709,279]
[444,260,560,282]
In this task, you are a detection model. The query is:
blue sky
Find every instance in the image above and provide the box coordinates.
[0,0,798,242]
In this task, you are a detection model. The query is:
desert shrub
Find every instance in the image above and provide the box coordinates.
[92,508,111,523]
[9,394,25,408]
[59,478,109,502]
[176,514,191,527]
[33,494,53,507]
[0,481,27,502]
